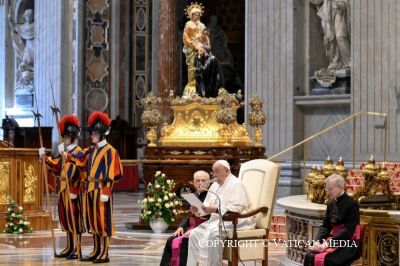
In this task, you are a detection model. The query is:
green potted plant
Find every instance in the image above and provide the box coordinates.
[2,196,33,234]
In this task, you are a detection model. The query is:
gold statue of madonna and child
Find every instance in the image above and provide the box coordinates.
[182,2,223,99]
[141,3,266,148]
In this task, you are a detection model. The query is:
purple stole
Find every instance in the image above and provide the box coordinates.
[171,217,207,266]
[314,224,362,266]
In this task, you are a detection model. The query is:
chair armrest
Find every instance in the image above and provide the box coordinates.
[221,206,269,240]
[222,206,269,221]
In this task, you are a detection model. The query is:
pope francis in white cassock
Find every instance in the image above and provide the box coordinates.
[187,160,256,266]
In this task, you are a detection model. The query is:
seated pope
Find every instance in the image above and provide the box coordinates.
[304,174,361,266]
[187,160,256,266]
[160,170,210,266]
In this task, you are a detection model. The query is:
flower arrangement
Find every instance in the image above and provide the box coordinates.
[140,171,183,224]
[2,196,33,234]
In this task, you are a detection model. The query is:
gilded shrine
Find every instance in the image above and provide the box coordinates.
[141,89,266,190]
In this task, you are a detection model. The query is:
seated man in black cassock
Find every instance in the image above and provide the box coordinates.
[194,44,224,98]
[160,170,210,266]
[304,174,361,266]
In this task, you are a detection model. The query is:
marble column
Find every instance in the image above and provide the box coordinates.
[245,0,304,197]
[110,0,120,120]
[35,0,73,147]
[157,0,179,123]
[119,0,130,120]
[0,1,7,137]
[352,0,400,161]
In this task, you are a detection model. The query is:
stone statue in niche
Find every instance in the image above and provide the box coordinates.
[310,0,351,94]
[310,0,351,70]
[8,8,34,94]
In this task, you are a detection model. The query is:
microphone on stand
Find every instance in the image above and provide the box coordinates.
[199,180,224,266]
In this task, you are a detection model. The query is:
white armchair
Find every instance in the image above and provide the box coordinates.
[222,159,281,266]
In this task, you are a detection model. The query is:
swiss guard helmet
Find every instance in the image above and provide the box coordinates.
[59,114,81,138]
[87,111,111,136]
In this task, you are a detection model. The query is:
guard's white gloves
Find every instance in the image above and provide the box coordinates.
[58,143,65,154]
[38,147,46,157]
[70,193,77,200]
[100,194,110,202]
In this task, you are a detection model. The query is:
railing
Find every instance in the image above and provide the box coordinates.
[267,111,388,169]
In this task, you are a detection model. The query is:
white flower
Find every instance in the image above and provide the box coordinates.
[19,207,23,211]
[171,218,175,221]
[161,173,166,178]
[163,195,169,201]
[143,198,148,203]
[148,183,153,187]
[165,203,170,208]
[156,203,160,206]
[169,193,174,198]
[157,198,162,203]
[5,224,8,227]
[155,184,161,189]
[174,200,179,205]
[19,228,23,233]
[166,180,171,185]
[149,198,155,203]
[11,213,15,217]
[155,171,161,177]
[173,209,177,214]
[7,207,11,212]
[147,211,152,214]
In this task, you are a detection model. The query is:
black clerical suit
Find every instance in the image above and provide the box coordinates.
[160,190,208,266]
[304,193,361,266]
[195,52,224,98]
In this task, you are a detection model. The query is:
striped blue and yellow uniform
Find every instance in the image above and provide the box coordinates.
[45,145,85,234]
[71,143,122,237]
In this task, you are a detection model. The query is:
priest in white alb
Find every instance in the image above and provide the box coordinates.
[187,160,256,266]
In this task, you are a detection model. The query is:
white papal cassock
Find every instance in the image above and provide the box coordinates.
[187,174,256,266]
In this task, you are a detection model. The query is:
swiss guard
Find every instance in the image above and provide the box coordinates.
[39,114,84,259]
[67,111,123,264]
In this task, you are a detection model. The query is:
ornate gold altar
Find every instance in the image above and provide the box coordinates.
[0,148,50,230]
[141,90,266,192]
[159,100,252,147]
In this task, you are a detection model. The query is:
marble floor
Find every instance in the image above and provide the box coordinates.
[0,192,286,265]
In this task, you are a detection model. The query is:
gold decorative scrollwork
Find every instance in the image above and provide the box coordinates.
[0,162,10,205]
[376,231,399,266]
[23,164,37,203]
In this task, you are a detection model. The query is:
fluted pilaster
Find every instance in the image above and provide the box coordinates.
[245,0,295,159]
[35,0,73,147]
